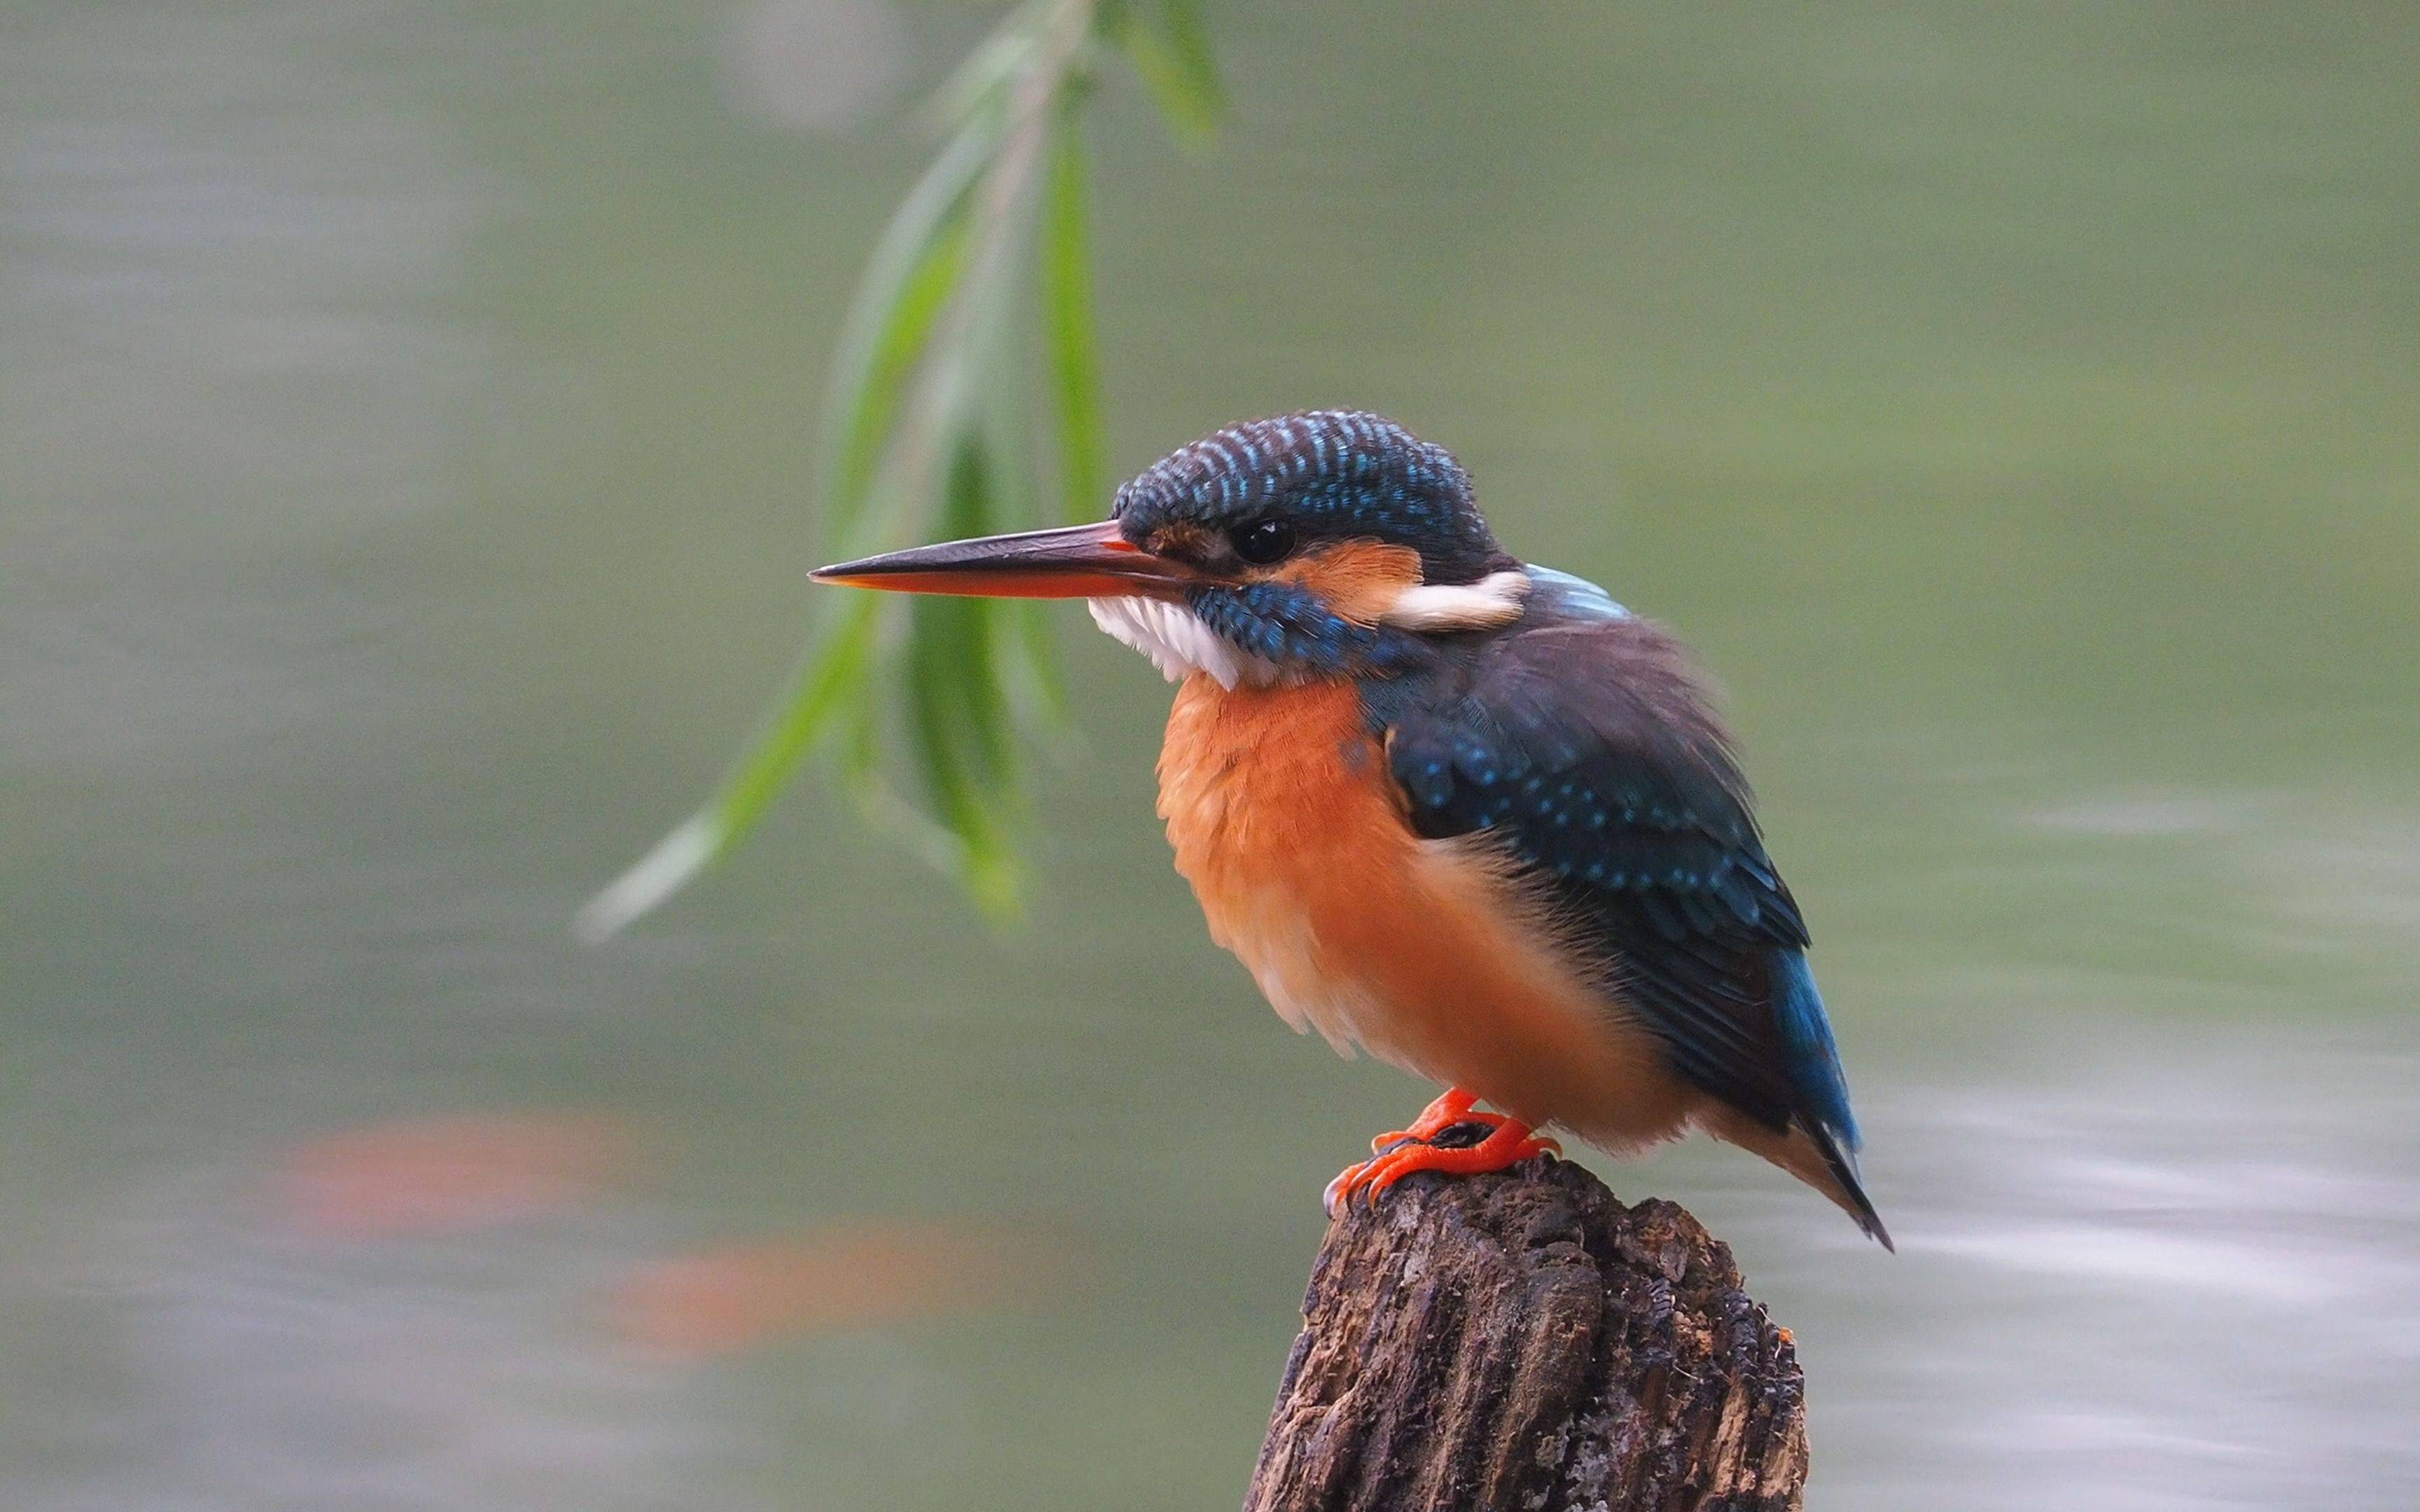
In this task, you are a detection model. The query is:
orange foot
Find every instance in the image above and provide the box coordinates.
[1323,1087,1560,1216]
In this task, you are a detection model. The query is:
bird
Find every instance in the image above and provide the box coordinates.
[813,410,1889,1247]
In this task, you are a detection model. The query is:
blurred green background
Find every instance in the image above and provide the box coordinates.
[4,2,2417,1508]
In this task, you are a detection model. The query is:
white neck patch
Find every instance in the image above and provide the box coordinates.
[1377,570,1532,631]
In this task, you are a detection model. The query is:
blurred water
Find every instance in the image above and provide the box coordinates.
[3,2,2416,1508]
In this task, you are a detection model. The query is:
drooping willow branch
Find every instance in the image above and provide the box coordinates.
[579,0,1220,941]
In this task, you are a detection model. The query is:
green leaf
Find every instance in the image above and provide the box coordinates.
[900,435,1027,917]
[820,116,997,539]
[1157,1,1223,123]
[926,0,1046,130]
[1041,113,1108,522]
[576,593,880,943]
[1110,0,1224,147]
[583,0,1225,939]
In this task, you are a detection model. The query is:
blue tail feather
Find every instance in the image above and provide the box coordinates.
[1770,948,1860,1152]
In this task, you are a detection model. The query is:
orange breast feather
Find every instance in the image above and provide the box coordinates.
[1156,676,1695,1149]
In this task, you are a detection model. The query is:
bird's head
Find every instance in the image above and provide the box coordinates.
[814,411,1531,687]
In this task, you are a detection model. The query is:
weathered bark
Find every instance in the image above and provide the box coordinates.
[1244,1158,1806,1512]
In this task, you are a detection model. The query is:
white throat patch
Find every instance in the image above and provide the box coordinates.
[1087,568,1535,690]
[1087,596,1278,690]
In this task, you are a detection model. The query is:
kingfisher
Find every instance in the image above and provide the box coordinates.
[814,411,1889,1247]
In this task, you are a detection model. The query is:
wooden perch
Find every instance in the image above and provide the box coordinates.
[1244,1158,1807,1512]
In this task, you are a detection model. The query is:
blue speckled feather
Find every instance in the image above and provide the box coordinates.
[1364,569,1863,1158]
[1116,411,1510,585]
[1186,578,1427,677]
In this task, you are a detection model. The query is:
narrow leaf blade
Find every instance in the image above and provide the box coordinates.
[819,116,998,535]
[1114,2,1223,147]
[1041,113,1108,522]
[1157,1,1224,125]
[576,595,881,941]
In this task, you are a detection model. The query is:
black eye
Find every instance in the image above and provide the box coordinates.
[1229,517,1296,566]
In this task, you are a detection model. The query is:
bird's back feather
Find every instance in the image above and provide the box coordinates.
[1361,568,1884,1241]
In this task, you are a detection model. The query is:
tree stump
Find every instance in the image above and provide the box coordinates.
[1244,1158,1807,1512]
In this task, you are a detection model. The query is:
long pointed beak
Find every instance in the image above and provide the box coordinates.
[810,519,1192,599]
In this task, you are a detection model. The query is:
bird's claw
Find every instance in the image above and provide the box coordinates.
[1365,1086,1480,1154]
[1325,1093,1559,1217]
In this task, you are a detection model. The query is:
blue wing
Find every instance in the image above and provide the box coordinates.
[1365,570,1873,1222]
